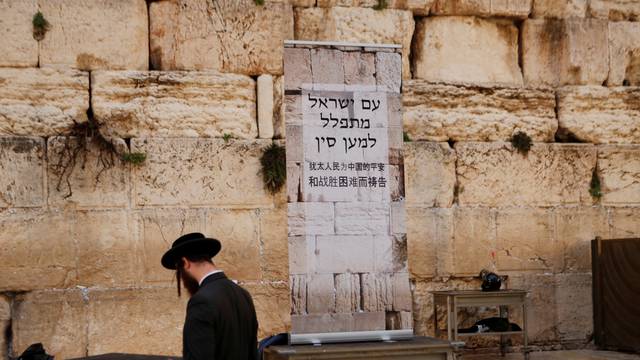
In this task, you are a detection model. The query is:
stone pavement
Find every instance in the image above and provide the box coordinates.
[462,350,640,360]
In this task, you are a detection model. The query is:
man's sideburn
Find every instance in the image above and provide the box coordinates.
[177,267,200,297]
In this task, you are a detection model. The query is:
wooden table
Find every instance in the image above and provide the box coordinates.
[431,290,529,359]
[264,336,455,360]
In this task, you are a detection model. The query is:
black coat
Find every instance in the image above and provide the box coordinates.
[183,272,258,360]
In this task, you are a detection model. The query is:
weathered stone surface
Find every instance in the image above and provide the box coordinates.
[0,137,44,208]
[557,86,640,144]
[0,210,76,291]
[495,208,560,271]
[589,0,640,21]
[312,48,345,87]
[315,0,435,15]
[334,202,390,235]
[258,75,275,139]
[406,207,453,278]
[362,273,393,312]
[288,202,334,236]
[0,68,89,136]
[244,282,291,338]
[376,52,402,93]
[455,143,596,207]
[556,206,609,272]
[431,0,531,18]
[522,19,609,87]
[0,0,37,67]
[290,275,307,314]
[404,142,456,207]
[392,273,412,311]
[12,290,88,359]
[88,288,186,356]
[608,22,640,86]
[555,273,593,341]
[315,236,375,273]
[609,207,640,238]
[599,145,640,205]
[287,162,301,203]
[391,201,406,235]
[150,0,292,75]
[0,294,10,360]
[206,209,260,281]
[453,207,496,276]
[92,71,257,139]
[289,236,314,275]
[531,0,587,18]
[131,138,274,207]
[273,76,285,139]
[335,273,361,313]
[508,273,558,342]
[284,48,312,91]
[47,137,129,209]
[344,51,376,85]
[260,205,289,281]
[139,209,205,284]
[403,81,557,142]
[292,312,385,334]
[39,0,148,70]
[75,211,138,287]
[412,17,522,86]
[294,7,414,79]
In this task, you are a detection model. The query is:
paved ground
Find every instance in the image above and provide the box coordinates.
[462,350,640,360]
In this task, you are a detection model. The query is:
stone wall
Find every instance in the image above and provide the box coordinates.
[1,0,640,358]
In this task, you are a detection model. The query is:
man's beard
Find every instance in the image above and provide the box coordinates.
[176,268,200,297]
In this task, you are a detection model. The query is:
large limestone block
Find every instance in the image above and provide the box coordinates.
[404,142,456,207]
[12,290,88,359]
[608,22,640,86]
[244,282,291,338]
[589,0,640,21]
[294,7,414,79]
[0,137,44,208]
[403,81,557,142]
[0,68,89,136]
[39,0,148,70]
[406,207,453,278]
[455,143,596,207]
[557,86,640,144]
[292,312,385,334]
[150,0,292,75]
[91,71,257,139]
[412,17,522,86]
[0,210,76,291]
[609,207,640,238]
[132,138,274,207]
[508,273,558,342]
[315,0,435,15]
[431,0,531,18]
[555,273,593,341]
[260,205,289,281]
[453,207,496,276]
[598,145,640,205]
[522,19,609,87]
[47,137,129,208]
[556,206,609,272]
[495,208,560,271]
[88,288,187,356]
[531,0,588,18]
[0,0,38,67]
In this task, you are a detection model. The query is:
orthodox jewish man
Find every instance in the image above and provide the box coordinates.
[161,232,258,360]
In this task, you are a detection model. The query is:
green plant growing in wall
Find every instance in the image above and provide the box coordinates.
[122,152,147,165]
[32,11,50,41]
[260,143,286,194]
[403,131,412,142]
[222,133,233,143]
[373,0,388,10]
[510,131,532,155]
[254,0,264,5]
[590,167,603,199]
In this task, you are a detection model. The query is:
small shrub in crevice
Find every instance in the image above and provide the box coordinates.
[260,143,286,194]
[222,133,233,143]
[373,0,388,10]
[254,0,264,5]
[510,131,532,155]
[122,152,147,165]
[32,11,50,41]
[403,131,412,142]
[590,167,603,199]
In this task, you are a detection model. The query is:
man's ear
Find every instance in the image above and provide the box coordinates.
[181,257,190,270]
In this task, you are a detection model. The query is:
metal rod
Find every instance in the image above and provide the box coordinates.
[289,329,414,345]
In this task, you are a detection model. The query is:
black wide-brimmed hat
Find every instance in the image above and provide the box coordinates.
[161,232,221,270]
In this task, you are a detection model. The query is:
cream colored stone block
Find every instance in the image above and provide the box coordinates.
[456,143,596,207]
[244,282,291,338]
[431,0,531,18]
[335,273,361,313]
[403,81,557,142]
[508,273,557,342]
[599,145,640,205]
[92,71,257,139]
[362,273,393,312]
[495,208,560,271]
[39,0,148,70]
[392,273,412,312]
[87,288,186,356]
[0,137,44,208]
[522,19,609,87]
[0,0,37,67]
[258,75,275,139]
[315,236,375,273]
[334,202,390,235]
[412,17,522,86]
[132,138,274,207]
[406,207,454,278]
[273,76,286,139]
[287,162,301,203]
[556,206,609,272]
[294,7,414,79]
[47,137,129,208]
[260,206,288,281]
[555,273,593,341]
[0,68,89,136]
[344,52,376,85]
[205,209,260,281]
[284,48,312,91]
[0,210,76,291]
[608,22,640,86]
[557,86,640,144]
[288,202,334,236]
[291,274,307,314]
[589,0,640,21]
[292,312,385,334]
[531,0,587,18]
[12,290,87,359]
[610,207,640,238]
[405,142,456,207]
[139,209,205,284]
[150,0,292,75]
[453,207,496,276]
[74,211,138,287]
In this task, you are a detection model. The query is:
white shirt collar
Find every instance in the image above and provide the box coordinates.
[199,270,224,286]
